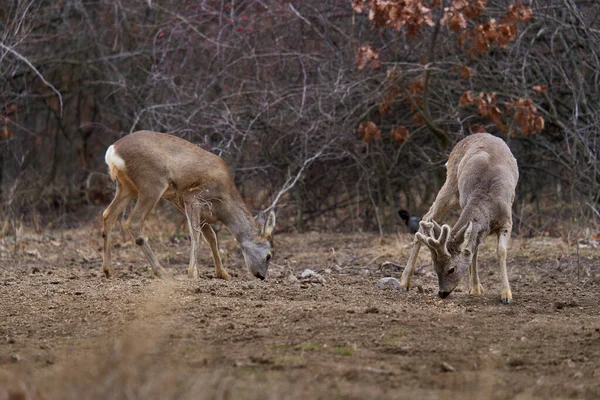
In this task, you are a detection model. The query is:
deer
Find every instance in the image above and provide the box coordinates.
[399,133,519,304]
[102,130,276,281]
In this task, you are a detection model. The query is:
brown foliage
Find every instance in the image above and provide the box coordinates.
[460,91,545,136]
[356,45,381,70]
[358,121,382,142]
[511,98,545,136]
[390,126,409,144]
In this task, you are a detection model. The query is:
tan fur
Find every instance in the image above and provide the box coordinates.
[101,131,276,280]
[400,133,518,304]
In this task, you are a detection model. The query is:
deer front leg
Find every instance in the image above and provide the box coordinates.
[184,190,229,280]
[498,228,512,304]
[201,224,230,280]
[401,181,458,290]
[469,246,484,295]
[186,217,200,279]
[400,241,421,290]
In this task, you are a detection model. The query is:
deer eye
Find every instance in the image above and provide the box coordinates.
[266,254,271,262]
[448,267,456,275]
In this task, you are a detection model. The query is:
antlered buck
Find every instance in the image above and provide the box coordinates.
[102,131,276,280]
[400,133,519,303]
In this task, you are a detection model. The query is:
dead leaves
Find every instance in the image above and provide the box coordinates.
[390,126,409,144]
[358,121,381,142]
[358,121,409,145]
[356,45,381,70]
[460,91,545,136]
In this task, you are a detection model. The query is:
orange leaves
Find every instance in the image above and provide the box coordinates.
[460,64,472,78]
[379,87,402,116]
[0,125,14,140]
[507,4,533,23]
[448,12,467,32]
[358,121,381,142]
[353,0,434,37]
[390,126,409,144]
[511,98,544,136]
[358,121,410,145]
[356,1,533,59]
[460,90,474,106]
[460,91,545,136]
[533,85,547,93]
[356,45,381,70]
[440,1,533,55]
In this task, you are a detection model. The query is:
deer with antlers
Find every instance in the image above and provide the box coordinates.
[102,131,276,280]
[399,133,519,303]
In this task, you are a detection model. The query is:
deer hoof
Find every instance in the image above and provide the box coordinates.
[216,270,230,280]
[469,284,485,296]
[102,266,115,279]
[154,268,169,279]
[501,297,512,304]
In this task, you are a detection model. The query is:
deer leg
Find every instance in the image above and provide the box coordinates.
[125,185,168,278]
[183,198,201,279]
[102,183,135,278]
[469,246,484,295]
[498,228,512,304]
[185,216,200,279]
[399,241,421,290]
[422,180,459,222]
[200,224,229,280]
[401,181,458,290]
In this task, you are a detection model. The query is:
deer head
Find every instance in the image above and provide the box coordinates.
[240,210,276,280]
[415,220,474,298]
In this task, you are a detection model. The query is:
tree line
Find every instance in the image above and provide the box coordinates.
[0,0,598,238]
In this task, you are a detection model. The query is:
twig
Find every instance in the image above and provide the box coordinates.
[264,148,324,213]
[0,41,63,116]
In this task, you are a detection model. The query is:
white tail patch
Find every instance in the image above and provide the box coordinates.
[105,145,126,179]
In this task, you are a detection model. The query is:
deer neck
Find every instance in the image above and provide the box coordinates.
[454,202,490,250]
[218,198,261,246]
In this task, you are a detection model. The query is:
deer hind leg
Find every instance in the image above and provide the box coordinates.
[498,227,512,304]
[401,181,459,290]
[469,246,484,295]
[102,182,135,278]
[125,184,169,278]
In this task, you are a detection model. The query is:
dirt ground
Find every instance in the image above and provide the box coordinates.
[1,218,599,399]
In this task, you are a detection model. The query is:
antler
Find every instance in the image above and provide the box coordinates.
[415,220,451,257]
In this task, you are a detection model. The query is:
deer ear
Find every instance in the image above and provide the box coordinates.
[262,210,276,236]
[459,221,473,252]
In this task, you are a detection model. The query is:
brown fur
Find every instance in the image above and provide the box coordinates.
[400,133,519,303]
[101,131,276,280]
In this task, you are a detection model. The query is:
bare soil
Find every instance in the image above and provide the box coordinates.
[1,220,599,399]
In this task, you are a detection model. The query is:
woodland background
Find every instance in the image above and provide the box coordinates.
[0,0,598,238]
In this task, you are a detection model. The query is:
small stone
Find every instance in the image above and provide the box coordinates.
[299,269,325,284]
[11,354,21,363]
[441,361,456,372]
[377,277,401,291]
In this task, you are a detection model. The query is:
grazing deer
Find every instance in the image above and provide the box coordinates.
[399,133,519,303]
[102,131,276,280]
